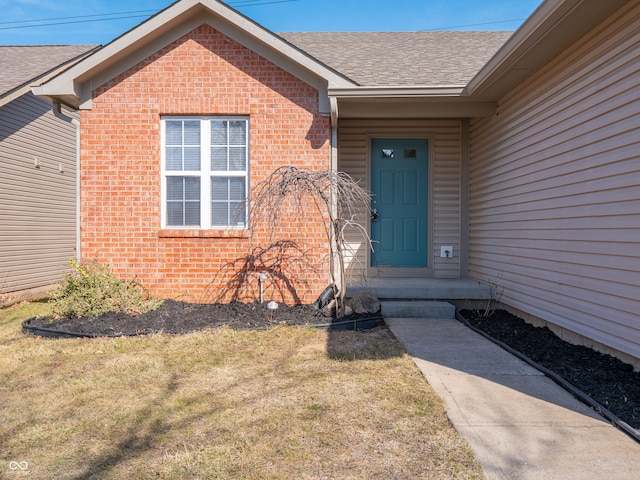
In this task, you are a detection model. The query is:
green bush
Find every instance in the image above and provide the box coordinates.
[52,259,163,318]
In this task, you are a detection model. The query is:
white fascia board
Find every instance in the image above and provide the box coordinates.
[23,46,99,108]
[10,72,76,107]
[199,0,353,88]
[330,85,497,118]
[36,0,354,110]
[34,2,200,103]
[329,85,467,98]
[466,0,630,99]
[466,0,581,96]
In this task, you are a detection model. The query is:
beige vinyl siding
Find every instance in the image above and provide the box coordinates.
[469,3,640,359]
[338,118,462,281]
[0,92,77,294]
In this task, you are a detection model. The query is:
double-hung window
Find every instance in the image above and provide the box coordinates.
[162,117,249,229]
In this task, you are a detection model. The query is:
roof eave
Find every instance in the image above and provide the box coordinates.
[329,86,497,118]
[35,0,355,110]
[2,45,99,109]
[329,85,466,98]
[466,0,631,101]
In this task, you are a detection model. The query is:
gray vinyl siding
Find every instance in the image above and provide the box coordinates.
[469,3,640,359]
[338,118,462,281]
[0,92,77,294]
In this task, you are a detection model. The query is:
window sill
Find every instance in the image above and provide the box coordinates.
[158,229,250,239]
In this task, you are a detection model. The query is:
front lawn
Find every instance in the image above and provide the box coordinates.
[0,302,482,479]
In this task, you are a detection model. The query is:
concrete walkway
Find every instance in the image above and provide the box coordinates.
[386,317,640,480]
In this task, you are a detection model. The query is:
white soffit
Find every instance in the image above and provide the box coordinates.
[336,97,497,118]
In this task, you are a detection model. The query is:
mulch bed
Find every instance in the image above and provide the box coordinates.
[460,309,640,431]
[25,299,375,336]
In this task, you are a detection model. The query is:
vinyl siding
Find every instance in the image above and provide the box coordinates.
[469,3,640,359]
[0,92,77,293]
[338,118,462,280]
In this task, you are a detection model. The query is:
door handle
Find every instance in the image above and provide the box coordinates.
[371,208,379,222]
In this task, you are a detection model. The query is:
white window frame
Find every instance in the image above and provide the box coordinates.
[161,117,249,229]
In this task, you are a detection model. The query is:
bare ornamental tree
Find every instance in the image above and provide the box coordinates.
[248,166,373,316]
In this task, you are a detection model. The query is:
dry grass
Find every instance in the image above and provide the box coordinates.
[0,302,483,479]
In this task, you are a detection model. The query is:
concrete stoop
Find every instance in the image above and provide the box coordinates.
[381,300,455,319]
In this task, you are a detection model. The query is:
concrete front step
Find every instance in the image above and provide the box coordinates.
[347,278,491,301]
[382,300,455,319]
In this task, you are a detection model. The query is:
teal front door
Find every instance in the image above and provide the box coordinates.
[370,138,428,267]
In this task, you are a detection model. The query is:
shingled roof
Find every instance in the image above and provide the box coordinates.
[0,45,97,98]
[278,31,513,87]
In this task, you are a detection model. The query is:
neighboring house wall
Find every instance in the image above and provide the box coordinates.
[339,118,462,281]
[469,2,640,360]
[80,25,331,303]
[0,92,77,296]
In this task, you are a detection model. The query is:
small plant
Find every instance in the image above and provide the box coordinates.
[52,259,162,318]
[0,271,9,306]
[478,273,504,318]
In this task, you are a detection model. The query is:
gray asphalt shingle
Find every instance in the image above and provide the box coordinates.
[0,45,97,96]
[1,32,512,97]
[279,31,513,86]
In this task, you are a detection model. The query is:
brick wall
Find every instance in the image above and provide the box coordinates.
[81,25,331,304]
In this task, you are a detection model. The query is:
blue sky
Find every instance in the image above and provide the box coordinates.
[0,0,543,45]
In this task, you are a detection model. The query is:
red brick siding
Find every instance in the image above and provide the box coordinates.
[81,25,331,303]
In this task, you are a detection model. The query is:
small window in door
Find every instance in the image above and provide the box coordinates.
[381,148,394,158]
[404,149,417,158]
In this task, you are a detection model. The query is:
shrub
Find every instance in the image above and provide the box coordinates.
[52,259,163,318]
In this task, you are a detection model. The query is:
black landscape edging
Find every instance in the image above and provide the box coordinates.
[21,318,157,338]
[308,316,384,331]
[22,315,385,339]
[455,311,640,445]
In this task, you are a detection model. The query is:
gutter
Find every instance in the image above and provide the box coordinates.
[52,102,81,262]
[329,85,466,98]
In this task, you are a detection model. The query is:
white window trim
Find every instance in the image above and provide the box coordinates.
[160,116,249,229]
